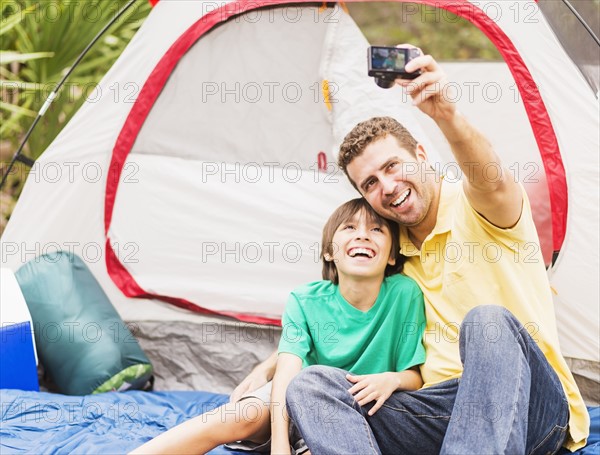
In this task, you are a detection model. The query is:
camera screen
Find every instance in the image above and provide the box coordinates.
[370,47,407,72]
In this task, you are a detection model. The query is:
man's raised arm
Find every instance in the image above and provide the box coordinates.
[397,46,523,228]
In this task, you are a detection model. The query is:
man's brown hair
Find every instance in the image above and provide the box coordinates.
[321,198,404,284]
[338,117,418,186]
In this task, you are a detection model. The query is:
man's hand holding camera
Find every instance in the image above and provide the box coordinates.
[394,45,457,123]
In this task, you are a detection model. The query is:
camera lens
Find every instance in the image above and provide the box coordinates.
[374,77,395,89]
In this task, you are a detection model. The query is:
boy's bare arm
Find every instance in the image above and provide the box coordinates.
[230,350,278,403]
[270,353,303,455]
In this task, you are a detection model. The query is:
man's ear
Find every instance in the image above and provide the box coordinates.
[415,143,428,163]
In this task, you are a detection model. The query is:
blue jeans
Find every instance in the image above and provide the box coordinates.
[286,306,570,454]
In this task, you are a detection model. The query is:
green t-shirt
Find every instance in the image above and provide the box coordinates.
[278,274,426,375]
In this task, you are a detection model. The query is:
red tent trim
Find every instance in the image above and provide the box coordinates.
[105,0,567,324]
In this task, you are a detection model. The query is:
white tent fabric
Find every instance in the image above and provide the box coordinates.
[109,3,439,319]
[1,0,598,397]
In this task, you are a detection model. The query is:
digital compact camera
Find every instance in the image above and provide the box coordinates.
[367,46,422,89]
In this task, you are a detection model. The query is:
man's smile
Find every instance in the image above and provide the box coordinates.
[391,188,411,208]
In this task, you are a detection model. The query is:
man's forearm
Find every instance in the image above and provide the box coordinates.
[436,110,523,228]
[436,111,504,192]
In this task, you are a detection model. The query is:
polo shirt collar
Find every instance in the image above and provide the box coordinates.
[399,177,459,256]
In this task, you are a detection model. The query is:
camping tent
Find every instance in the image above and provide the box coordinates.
[1,0,598,401]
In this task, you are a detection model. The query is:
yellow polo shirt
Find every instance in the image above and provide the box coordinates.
[399,178,588,451]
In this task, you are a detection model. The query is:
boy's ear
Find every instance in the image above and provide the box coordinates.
[387,249,396,267]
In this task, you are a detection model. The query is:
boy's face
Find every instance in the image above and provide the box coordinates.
[346,135,434,228]
[325,209,395,282]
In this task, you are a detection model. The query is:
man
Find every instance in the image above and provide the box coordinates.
[233,47,589,454]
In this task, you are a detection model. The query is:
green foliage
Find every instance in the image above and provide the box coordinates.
[346,2,501,61]
[1,0,151,159]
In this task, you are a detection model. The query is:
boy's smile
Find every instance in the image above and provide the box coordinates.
[325,210,395,282]
[347,247,375,259]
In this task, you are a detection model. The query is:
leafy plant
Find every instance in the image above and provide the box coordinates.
[1,0,151,159]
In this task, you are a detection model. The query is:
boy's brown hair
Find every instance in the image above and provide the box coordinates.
[321,198,404,284]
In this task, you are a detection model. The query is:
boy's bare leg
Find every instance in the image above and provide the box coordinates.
[129,398,270,455]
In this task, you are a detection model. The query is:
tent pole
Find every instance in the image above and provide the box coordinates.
[562,0,600,46]
[0,0,139,190]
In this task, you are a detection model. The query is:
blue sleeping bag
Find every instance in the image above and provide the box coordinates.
[0,389,247,454]
[575,406,600,455]
[0,389,598,454]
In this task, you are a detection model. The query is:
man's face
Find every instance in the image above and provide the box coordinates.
[346,135,433,228]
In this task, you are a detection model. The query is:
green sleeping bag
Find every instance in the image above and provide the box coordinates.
[15,251,153,395]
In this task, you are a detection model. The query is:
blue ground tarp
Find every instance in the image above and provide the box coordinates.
[1,389,598,454]
[0,389,244,454]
